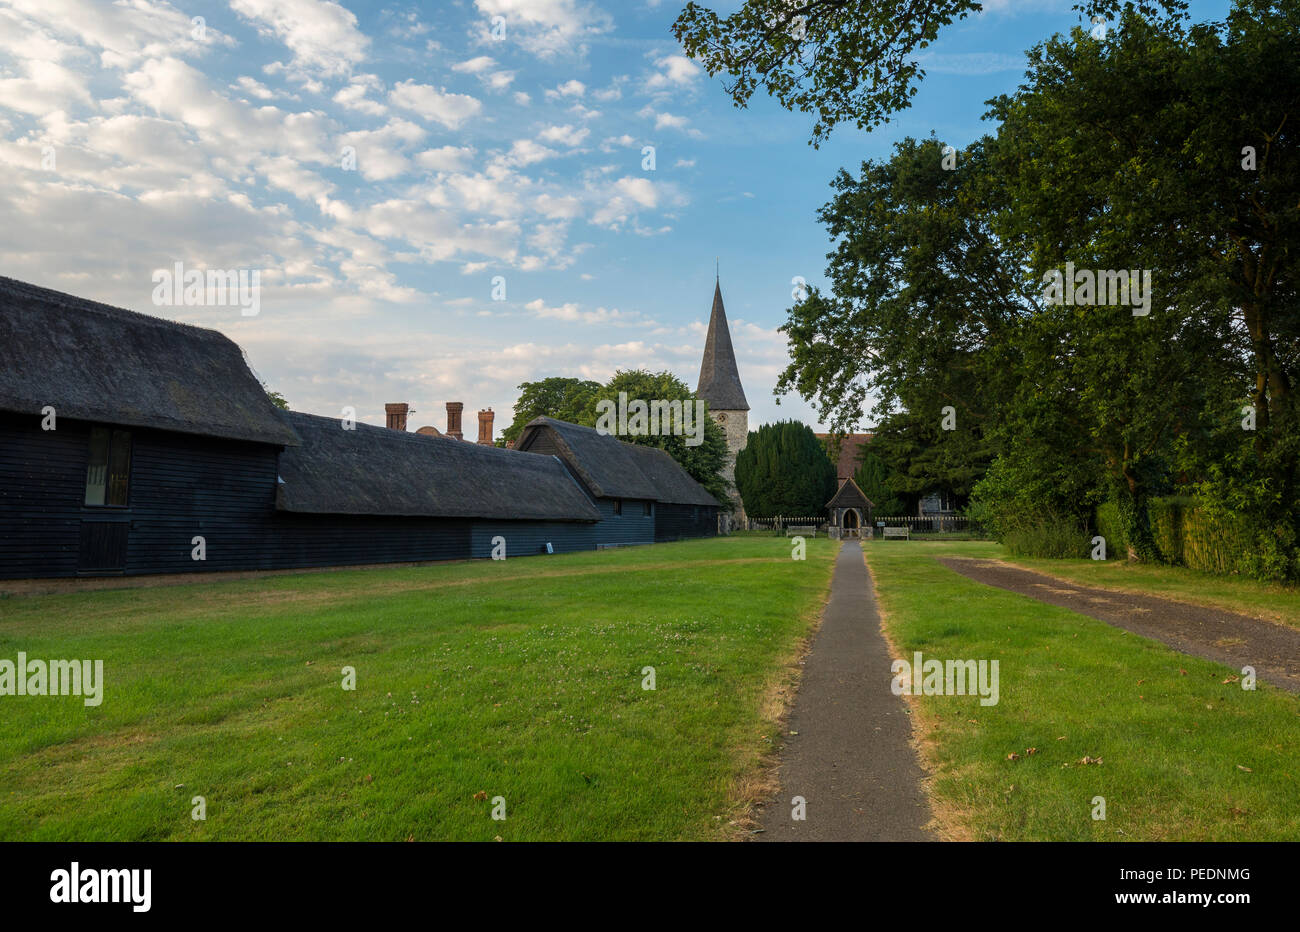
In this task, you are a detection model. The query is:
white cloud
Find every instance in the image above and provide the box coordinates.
[333,75,387,115]
[453,55,497,74]
[503,139,557,166]
[644,54,701,92]
[538,124,589,147]
[389,81,482,129]
[230,0,370,76]
[545,79,586,99]
[416,145,476,173]
[473,0,612,58]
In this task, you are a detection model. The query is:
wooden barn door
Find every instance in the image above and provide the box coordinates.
[78,520,128,574]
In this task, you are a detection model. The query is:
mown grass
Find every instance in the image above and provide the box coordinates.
[0,537,837,841]
[865,540,1300,841]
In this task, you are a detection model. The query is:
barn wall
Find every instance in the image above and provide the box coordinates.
[1,414,700,580]
[271,513,472,568]
[654,503,718,542]
[0,413,86,578]
[591,497,654,547]
[125,426,281,574]
[469,521,596,559]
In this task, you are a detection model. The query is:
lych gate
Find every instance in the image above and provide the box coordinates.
[826,477,874,539]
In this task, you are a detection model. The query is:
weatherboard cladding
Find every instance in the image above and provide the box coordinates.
[275,412,601,522]
[516,417,719,507]
[0,277,299,447]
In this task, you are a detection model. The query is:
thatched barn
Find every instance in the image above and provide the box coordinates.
[514,417,719,545]
[0,277,714,579]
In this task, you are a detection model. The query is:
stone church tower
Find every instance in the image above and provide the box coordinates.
[696,278,749,525]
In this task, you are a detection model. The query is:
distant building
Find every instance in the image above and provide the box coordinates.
[815,431,957,517]
[695,278,749,526]
[815,432,874,483]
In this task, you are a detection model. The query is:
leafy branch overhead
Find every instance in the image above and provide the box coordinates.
[672,0,1189,144]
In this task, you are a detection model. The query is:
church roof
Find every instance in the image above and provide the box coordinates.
[826,476,874,510]
[696,280,749,412]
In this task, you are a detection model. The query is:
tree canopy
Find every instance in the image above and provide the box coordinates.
[504,370,732,505]
[774,1,1300,574]
[672,0,1188,145]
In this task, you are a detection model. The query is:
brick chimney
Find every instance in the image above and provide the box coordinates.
[445,401,464,440]
[477,408,494,445]
[385,402,409,431]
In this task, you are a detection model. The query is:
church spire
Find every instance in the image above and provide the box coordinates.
[696,278,749,412]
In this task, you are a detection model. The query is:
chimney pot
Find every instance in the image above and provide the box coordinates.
[477,408,495,445]
[446,401,464,440]
[384,402,409,432]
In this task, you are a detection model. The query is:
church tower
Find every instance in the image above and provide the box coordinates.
[696,278,749,525]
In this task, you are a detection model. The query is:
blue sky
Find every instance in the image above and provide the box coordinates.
[0,0,1231,435]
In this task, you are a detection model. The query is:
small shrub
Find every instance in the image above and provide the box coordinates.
[1002,514,1091,559]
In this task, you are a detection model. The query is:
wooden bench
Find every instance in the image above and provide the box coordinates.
[882,526,910,540]
[785,525,818,538]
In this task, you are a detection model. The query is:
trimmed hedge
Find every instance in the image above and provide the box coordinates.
[1095,495,1275,579]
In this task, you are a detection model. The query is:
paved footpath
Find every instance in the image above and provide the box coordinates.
[756,540,933,841]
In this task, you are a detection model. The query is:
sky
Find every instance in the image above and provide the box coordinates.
[0,0,1232,436]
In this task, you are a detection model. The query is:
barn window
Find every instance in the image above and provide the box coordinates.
[613,499,622,516]
[85,427,132,507]
[643,501,653,517]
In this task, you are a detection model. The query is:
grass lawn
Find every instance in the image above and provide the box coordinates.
[865,540,1300,841]
[0,537,837,841]
[1004,552,1300,630]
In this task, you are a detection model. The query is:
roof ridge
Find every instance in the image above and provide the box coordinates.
[0,276,225,339]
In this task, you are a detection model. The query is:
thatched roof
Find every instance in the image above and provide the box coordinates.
[516,417,719,507]
[827,477,874,510]
[276,412,601,521]
[696,280,749,411]
[0,276,299,446]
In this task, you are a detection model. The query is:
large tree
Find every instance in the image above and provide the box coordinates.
[735,420,837,516]
[775,3,1300,570]
[501,377,602,445]
[505,371,731,505]
[672,0,1187,145]
[584,369,732,505]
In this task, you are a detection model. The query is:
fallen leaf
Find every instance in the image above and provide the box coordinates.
[473,790,488,801]
[1007,752,1021,761]
[1236,765,1253,773]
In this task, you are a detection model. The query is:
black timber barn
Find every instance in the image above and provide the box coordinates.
[515,417,719,545]
[0,277,717,580]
